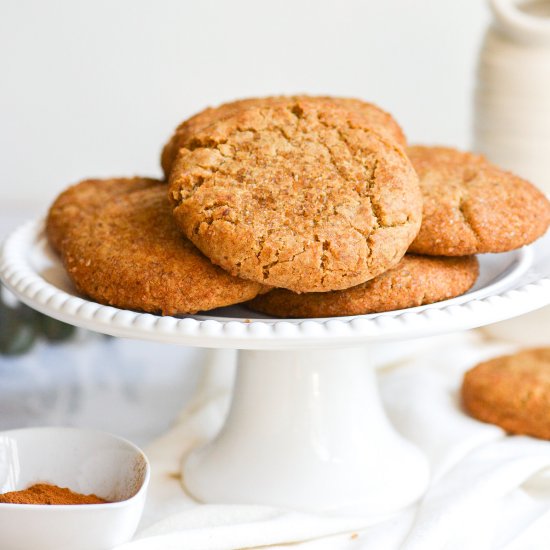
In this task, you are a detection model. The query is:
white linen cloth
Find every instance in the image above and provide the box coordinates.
[116,331,550,550]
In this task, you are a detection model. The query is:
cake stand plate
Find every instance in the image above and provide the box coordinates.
[2,220,550,514]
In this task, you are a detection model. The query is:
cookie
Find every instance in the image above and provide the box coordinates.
[46,178,266,315]
[46,177,155,253]
[248,254,478,318]
[168,98,422,293]
[161,95,407,177]
[462,348,550,439]
[329,96,407,146]
[407,146,550,256]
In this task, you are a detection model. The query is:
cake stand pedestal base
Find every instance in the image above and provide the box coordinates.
[183,347,430,514]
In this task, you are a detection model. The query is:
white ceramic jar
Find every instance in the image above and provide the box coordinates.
[476,0,550,343]
[474,0,550,194]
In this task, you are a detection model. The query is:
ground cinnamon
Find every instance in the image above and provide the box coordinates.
[0,483,108,505]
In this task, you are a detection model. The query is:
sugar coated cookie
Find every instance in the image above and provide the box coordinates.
[169,99,422,293]
[46,178,266,315]
[161,95,407,177]
[248,254,479,318]
[408,146,550,256]
[462,348,550,439]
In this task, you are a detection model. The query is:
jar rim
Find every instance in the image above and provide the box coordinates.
[490,0,550,45]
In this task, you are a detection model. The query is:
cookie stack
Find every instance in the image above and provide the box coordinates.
[46,96,550,317]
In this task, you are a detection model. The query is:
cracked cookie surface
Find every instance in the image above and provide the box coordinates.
[46,178,266,315]
[408,146,550,256]
[248,254,478,318]
[161,95,407,178]
[168,99,422,293]
[462,348,550,439]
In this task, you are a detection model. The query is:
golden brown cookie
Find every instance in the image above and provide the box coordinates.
[248,254,478,318]
[168,99,422,293]
[462,348,550,439]
[161,95,407,177]
[329,96,407,146]
[46,177,155,253]
[46,178,266,315]
[408,146,550,256]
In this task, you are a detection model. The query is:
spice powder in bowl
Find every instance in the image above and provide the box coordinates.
[0,483,108,505]
[0,427,150,550]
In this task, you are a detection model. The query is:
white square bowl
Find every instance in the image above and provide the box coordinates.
[0,427,150,550]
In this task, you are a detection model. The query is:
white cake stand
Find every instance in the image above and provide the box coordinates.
[2,220,550,515]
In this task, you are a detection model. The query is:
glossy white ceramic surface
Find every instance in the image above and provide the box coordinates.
[0,427,150,550]
[184,347,429,514]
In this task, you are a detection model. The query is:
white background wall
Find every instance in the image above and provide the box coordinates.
[0,0,489,205]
